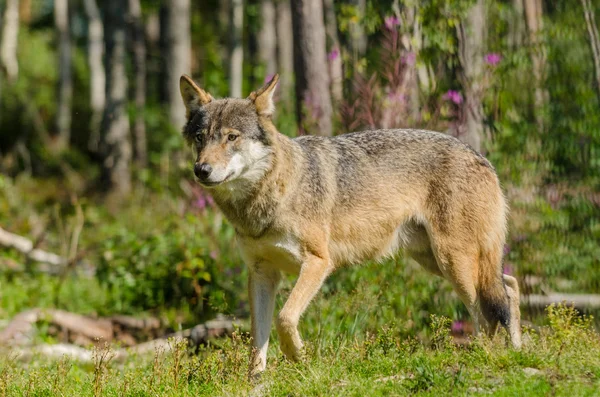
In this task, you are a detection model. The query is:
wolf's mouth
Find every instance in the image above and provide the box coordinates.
[198,172,234,187]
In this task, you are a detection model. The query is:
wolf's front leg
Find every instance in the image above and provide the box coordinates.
[276,254,331,361]
[248,266,280,378]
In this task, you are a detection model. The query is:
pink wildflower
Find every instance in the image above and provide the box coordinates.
[484,53,502,66]
[384,16,400,30]
[328,48,340,61]
[443,90,463,105]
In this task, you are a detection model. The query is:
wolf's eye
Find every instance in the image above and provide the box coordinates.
[194,131,203,143]
[227,134,238,142]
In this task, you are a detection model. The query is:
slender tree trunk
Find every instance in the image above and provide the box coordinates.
[582,0,600,99]
[1,0,19,82]
[129,0,147,167]
[323,0,343,103]
[524,0,547,130]
[349,0,367,60]
[101,0,131,196]
[162,0,191,128]
[229,0,244,98]
[84,0,105,152]
[145,11,160,106]
[276,0,294,100]
[291,0,333,136]
[54,0,72,150]
[509,0,526,49]
[258,0,277,77]
[400,3,421,123]
[456,0,486,152]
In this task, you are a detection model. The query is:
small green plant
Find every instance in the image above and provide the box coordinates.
[92,342,115,397]
[429,314,453,350]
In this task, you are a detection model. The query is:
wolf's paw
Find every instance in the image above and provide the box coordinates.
[276,313,304,361]
[276,324,303,361]
[279,332,304,361]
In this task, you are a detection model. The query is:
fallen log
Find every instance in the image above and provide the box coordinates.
[0,226,65,268]
[0,308,113,345]
[0,226,95,276]
[523,294,600,310]
[6,316,238,364]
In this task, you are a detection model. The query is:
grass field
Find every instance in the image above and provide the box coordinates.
[1,304,599,396]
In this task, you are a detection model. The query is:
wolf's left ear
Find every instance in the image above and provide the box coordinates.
[180,75,213,117]
[248,74,279,117]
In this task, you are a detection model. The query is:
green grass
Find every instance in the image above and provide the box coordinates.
[1,305,599,396]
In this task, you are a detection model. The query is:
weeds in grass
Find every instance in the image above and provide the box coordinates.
[92,342,114,397]
[51,355,72,396]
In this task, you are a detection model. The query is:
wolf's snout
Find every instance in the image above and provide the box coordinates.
[194,162,213,180]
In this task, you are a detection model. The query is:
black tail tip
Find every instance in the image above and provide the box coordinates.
[480,294,511,328]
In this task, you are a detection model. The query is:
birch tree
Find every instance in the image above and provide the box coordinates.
[524,0,547,130]
[229,0,244,98]
[129,0,147,167]
[258,0,277,77]
[101,0,131,196]
[291,0,333,136]
[1,0,19,82]
[323,0,343,103]
[84,0,105,152]
[162,0,191,128]
[276,0,294,100]
[55,0,72,149]
[581,0,600,98]
[456,0,486,152]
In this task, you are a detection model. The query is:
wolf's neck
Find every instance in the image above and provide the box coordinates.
[211,133,297,238]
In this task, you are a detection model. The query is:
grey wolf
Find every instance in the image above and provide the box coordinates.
[179,74,522,378]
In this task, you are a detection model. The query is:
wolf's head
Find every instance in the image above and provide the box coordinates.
[179,74,279,190]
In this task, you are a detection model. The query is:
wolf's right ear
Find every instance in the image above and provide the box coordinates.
[180,75,213,117]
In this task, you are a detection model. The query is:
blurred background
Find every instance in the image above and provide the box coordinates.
[0,0,599,346]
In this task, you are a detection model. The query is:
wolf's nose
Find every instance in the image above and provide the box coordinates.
[194,163,212,180]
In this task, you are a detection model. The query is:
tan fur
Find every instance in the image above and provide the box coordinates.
[179,74,522,378]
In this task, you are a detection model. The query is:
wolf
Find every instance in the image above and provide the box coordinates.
[179,74,522,377]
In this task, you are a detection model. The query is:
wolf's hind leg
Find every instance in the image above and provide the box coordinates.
[276,254,331,362]
[502,274,522,348]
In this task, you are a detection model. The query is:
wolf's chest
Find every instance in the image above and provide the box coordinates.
[238,233,304,274]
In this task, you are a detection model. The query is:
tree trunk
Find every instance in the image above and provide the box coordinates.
[101,0,132,196]
[524,0,547,130]
[83,0,106,153]
[581,0,600,99]
[349,0,367,60]
[258,0,277,77]
[1,0,19,82]
[229,0,244,98]
[129,0,148,168]
[276,0,294,101]
[291,0,333,136]
[456,0,486,152]
[54,0,73,150]
[400,3,421,123]
[161,0,191,128]
[323,0,343,103]
[509,0,526,49]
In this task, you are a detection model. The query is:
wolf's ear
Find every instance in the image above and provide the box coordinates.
[248,74,279,117]
[180,75,213,117]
